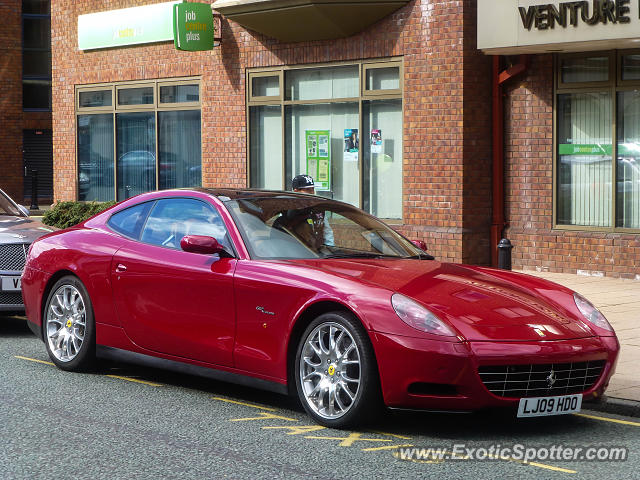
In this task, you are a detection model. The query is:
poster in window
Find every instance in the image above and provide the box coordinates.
[370,129,382,154]
[305,130,331,191]
[344,128,359,163]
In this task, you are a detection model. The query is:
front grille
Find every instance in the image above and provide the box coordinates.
[478,360,606,398]
[0,244,28,271]
[0,292,24,306]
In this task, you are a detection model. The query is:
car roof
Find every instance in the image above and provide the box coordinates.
[190,188,315,201]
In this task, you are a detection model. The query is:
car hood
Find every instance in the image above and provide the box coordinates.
[0,216,56,244]
[289,258,593,342]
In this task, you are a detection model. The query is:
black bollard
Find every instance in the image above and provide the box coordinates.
[30,169,39,211]
[497,238,513,270]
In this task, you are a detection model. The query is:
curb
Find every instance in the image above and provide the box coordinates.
[583,395,640,418]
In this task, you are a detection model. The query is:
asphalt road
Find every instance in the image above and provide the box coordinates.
[1,315,638,480]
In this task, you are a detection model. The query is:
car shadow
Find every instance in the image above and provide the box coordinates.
[0,315,34,338]
[95,360,599,438]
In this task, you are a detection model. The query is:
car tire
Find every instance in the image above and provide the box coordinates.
[295,311,381,428]
[43,275,96,372]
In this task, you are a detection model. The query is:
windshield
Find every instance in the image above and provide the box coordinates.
[225,196,425,260]
[0,190,23,216]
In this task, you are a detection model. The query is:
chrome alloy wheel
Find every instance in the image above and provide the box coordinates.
[299,322,361,420]
[46,284,87,362]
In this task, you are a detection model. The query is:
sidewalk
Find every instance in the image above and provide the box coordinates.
[518,269,640,404]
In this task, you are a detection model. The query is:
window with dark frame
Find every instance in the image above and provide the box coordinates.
[247,59,403,220]
[76,79,202,202]
[556,51,640,232]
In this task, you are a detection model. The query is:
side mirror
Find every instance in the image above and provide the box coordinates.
[180,235,230,256]
[411,239,427,251]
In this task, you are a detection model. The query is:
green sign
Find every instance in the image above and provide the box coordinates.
[173,2,214,51]
[558,143,640,156]
[78,2,179,50]
[305,130,331,191]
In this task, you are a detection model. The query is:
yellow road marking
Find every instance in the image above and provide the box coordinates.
[106,375,163,387]
[368,430,412,440]
[526,461,577,474]
[230,412,298,422]
[212,396,276,412]
[14,355,54,366]
[263,425,326,435]
[305,432,392,447]
[362,443,414,452]
[574,413,640,427]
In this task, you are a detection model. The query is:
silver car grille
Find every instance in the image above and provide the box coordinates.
[478,360,606,398]
[0,243,28,271]
[0,292,24,306]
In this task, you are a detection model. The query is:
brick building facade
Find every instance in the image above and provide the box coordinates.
[48,0,640,277]
[0,0,52,203]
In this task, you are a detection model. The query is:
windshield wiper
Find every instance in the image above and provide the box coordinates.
[323,252,398,259]
[404,253,435,260]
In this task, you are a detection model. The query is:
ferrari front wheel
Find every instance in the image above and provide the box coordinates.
[44,275,96,372]
[295,311,380,428]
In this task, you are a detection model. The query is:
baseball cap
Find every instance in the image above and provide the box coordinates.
[292,174,315,190]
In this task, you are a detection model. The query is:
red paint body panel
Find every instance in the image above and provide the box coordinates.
[21,189,620,412]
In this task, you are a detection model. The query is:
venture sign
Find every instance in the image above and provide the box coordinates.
[519,0,632,30]
[478,0,640,53]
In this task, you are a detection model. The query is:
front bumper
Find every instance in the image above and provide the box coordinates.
[0,269,25,311]
[372,331,619,411]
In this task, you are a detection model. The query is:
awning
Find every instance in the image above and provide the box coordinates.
[213,0,409,42]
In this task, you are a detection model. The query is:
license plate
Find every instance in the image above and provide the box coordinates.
[517,394,582,417]
[1,276,22,292]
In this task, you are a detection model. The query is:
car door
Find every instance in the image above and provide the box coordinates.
[110,197,236,366]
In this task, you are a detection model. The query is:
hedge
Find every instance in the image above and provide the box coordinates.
[42,201,117,229]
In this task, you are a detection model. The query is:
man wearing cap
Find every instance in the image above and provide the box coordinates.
[292,174,316,193]
[273,174,334,248]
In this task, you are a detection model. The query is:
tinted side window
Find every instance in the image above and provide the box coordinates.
[107,202,153,239]
[140,198,229,250]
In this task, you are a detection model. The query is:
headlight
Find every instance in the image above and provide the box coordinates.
[391,293,456,336]
[573,292,613,332]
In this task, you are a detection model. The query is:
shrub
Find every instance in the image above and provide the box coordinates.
[42,201,117,229]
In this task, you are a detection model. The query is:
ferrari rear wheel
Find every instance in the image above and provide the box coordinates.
[295,311,380,428]
[44,276,96,372]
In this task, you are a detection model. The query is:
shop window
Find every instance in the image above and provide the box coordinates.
[250,74,281,100]
[159,84,199,104]
[117,86,154,106]
[556,93,612,227]
[79,90,112,108]
[556,51,640,232]
[158,110,202,190]
[77,114,114,202]
[559,55,610,86]
[76,78,202,201]
[248,60,403,219]
[621,54,640,81]
[285,66,359,101]
[617,90,640,229]
[249,106,283,190]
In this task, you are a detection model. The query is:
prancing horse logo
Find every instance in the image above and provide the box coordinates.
[546,369,557,388]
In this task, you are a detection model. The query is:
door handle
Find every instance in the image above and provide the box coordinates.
[115,263,127,273]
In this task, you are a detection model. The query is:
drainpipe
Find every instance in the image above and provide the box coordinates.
[491,54,530,267]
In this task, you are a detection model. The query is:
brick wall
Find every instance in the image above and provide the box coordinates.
[51,0,494,265]
[0,0,25,201]
[503,55,640,278]
[0,0,53,203]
